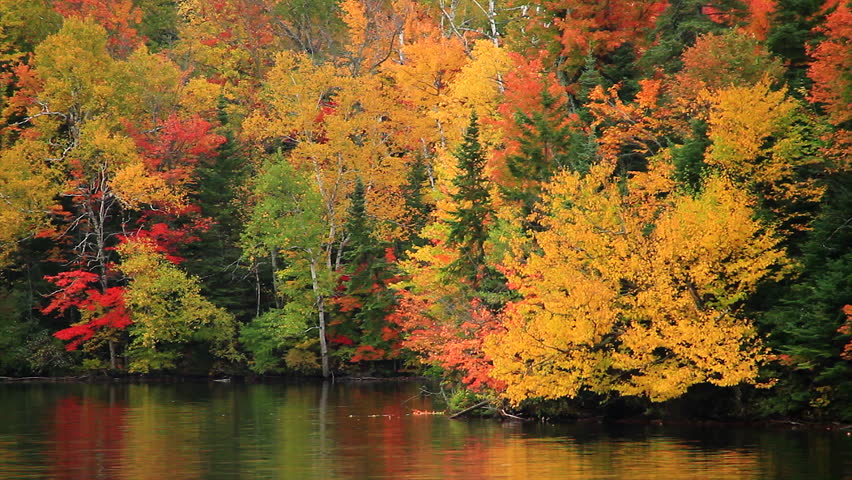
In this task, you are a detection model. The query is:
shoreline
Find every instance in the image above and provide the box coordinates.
[0,374,429,384]
[2,374,850,431]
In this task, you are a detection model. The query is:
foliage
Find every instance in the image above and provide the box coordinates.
[0,142,56,267]
[757,170,852,420]
[806,1,852,127]
[675,30,784,95]
[486,162,787,404]
[241,154,332,375]
[0,0,846,422]
[705,78,826,232]
[118,238,241,373]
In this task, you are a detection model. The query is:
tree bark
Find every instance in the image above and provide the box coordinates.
[270,249,282,309]
[309,254,330,378]
[108,340,117,370]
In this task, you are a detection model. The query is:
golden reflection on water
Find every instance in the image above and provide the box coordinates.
[0,382,848,479]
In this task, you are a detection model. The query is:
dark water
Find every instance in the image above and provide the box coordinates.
[0,382,849,479]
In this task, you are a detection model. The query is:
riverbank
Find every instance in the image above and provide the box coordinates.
[3,374,850,431]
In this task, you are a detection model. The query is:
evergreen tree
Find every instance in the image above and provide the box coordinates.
[399,155,433,251]
[758,171,852,421]
[506,90,585,186]
[184,98,256,322]
[600,43,641,101]
[336,177,401,365]
[344,177,372,260]
[503,87,595,229]
[641,0,746,74]
[577,51,607,105]
[442,113,513,311]
[445,112,493,288]
[767,0,826,93]
[671,119,710,193]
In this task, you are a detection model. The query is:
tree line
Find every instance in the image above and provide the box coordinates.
[0,0,849,421]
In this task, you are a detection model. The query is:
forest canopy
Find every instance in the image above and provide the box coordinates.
[0,0,849,421]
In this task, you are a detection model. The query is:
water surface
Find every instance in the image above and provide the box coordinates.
[0,381,848,479]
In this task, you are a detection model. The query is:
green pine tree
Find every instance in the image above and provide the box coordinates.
[445,112,493,288]
[337,177,400,366]
[399,155,433,251]
[758,170,852,421]
[640,0,747,74]
[767,0,826,94]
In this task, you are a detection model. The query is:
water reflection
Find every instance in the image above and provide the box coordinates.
[0,382,848,479]
[49,394,125,479]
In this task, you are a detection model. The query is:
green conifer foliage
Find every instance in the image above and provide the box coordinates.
[445,112,493,288]
[641,0,746,74]
[400,156,433,250]
[759,171,852,420]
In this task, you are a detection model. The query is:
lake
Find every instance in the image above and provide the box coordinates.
[0,381,849,479]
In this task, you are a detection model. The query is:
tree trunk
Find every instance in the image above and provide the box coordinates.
[108,340,117,370]
[270,249,282,309]
[309,255,330,378]
[255,263,262,317]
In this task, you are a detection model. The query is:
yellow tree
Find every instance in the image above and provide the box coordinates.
[339,0,406,76]
[25,19,187,279]
[175,0,280,85]
[705,78,826,232]
[378,3,509,152]
[0,142,56,267]
[118,238,240,372]
[377,3,467,149]
[244,50,413,262]
[242,50,416,374]
[486,160,788,404]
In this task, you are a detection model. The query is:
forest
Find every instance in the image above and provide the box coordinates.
[0,0,849,421]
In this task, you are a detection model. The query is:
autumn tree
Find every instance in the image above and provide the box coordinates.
[705,78,826,233]
[175,0,279,86]
[486,161,787,404]
[377,3,469,149]
[0,143,56,268]
[391,214,507,391]
[428,0,515,51]
[22,19,183,366]
[245,50,411,259]
[675,30,784,96]
[241,154,333,377]
[339,0,405,75]
[0,0,61,65]
[333,178,403,364]
[587,78,677,173]
[52,0,145,58]
[0,0,61,131]
[118,238,241,373]
[806,1,851,127]
[4,17,230,370]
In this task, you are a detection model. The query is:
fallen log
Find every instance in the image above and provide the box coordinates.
[449,399,490,419]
